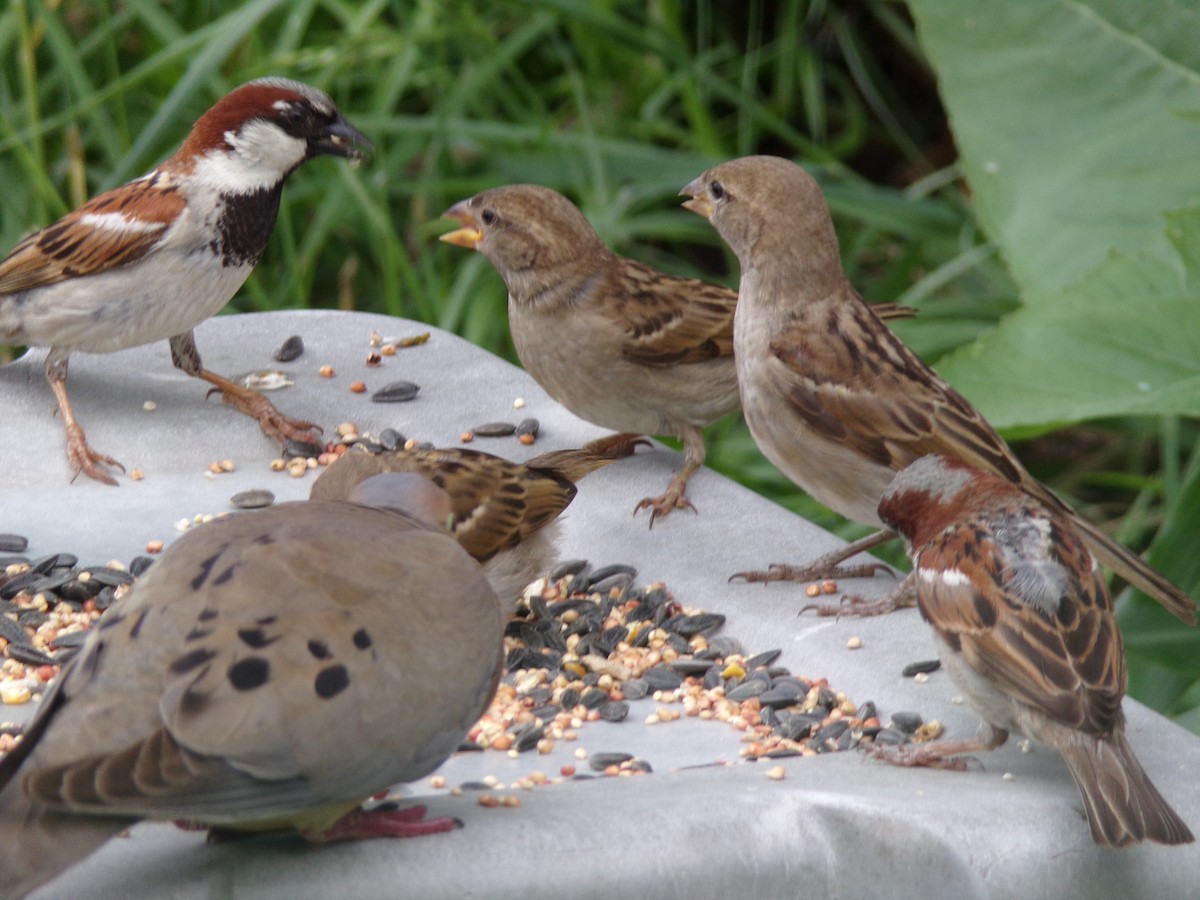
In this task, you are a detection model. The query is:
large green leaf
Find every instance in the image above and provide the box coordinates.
[908,0,1200,301]
[935,208,1200,428]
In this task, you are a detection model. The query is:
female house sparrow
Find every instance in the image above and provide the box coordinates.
[0,474,505,898]
[876,454,1193,847]
[682,155,1195,625]
[310,431,647,608]
[0,78,370,485]
[440,184,914,525]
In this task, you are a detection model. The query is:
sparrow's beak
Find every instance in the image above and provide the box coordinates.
[316,116,373,162]
[439,200,483,249]
[680,176,713,218]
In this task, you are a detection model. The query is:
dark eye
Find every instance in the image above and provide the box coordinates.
[480,209,497,225]
[710,181,725,200]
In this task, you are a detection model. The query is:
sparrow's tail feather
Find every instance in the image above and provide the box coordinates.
[1060,730,1193,847]
[1072,516,1196,626]
[528,432,648,482]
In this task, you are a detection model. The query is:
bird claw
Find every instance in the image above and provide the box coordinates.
[730,561,888,586]
[633,486,697,529]
[799,588,913,618]
[210,386,323,444]
[65,424,125,486]
[302,804,463,843]
[870,743,980,772]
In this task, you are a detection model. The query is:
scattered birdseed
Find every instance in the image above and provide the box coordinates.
[766,765,786,781]
[273,335,305,362]
[130,469,144,481]
[369,331,383,347]
[230,490,275,510]
[1002,773,1015,782]
[460,432,474,443]
[1018,739,1033,753]
[380,344,397,356]
[238,370,293,391]
[371,381,420,403]
[513,398,526,409]
[145,540,164,554]
[319,365,336,378]
[846,636,862,650]
[821,580,838,595]
[472,422,517,438]
[397,332,431,348]
[142,401,157,412]
[804,584,820,598]
[902,659,941,678]
[350,381,367,394]
[913,672,930,684]
[366,352,382,367]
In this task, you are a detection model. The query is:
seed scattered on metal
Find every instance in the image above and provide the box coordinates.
[142,401,156,412]
[237,370,294,391]
[0,536,28,554]
[472,421,516,437]
[589,751,633,771]
[273,335,305,362]
[397,332,430,348]
[231,489,276,510]
[371,381,420,403]
[902,659,941,678]
[846,636,862,650]
[129,556,155,577]
[516,418,539,439]
[319,365,336,378]
[350,381,367,393]
[513,397,526,409]
[366,352,382,367]
[889,711,923,734]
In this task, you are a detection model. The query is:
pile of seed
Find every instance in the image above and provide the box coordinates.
[0,534,146,750]
[456,560,937,787]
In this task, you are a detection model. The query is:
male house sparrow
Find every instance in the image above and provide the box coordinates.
[0,473,505,898]
[682,155,1195,625]
[440,183,915,525]
[876,454,1193,847]
[310,431,647,608]
[0,77,370,484]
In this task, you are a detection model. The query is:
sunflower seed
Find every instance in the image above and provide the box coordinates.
[378,428,404,451]
[890,711,923,734]
[516,418,540,438]
[744,648,782,669]
[284,438,324,459]
[902,659,941,678]
[273,335,305,362]
[589,751,633,771]
[0,534,29,553]
[472,421,516,437]
[371,381,420,403]
[598,700,629,722]
[128,556,156,577]
[642,666,684,692]
[231,489,276,510]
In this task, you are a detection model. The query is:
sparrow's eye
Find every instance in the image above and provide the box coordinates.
[480,209,498,226]
[710,181,726,201]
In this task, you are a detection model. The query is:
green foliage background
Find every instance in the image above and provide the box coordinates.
[1,1,1197,729]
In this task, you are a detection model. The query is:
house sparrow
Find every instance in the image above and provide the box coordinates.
[0,473,505,898]
[876,454,1193,847]
[440,183,915,525]
[310,431,647,608]
[682,155,1196,625]
[0,77,370,485]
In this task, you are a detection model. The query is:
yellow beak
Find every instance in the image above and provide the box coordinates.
[438,200,482,249]
[679,175,713,218]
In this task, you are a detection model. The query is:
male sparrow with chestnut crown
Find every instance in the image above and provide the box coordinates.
[682,155,1195,625]
[876,454,1193,847]
[441,183,916,525]
[0,77,370,484]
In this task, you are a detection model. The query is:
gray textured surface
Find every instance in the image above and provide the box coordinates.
[2,310,1197,899]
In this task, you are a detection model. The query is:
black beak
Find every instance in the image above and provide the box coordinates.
[313,116,372,162]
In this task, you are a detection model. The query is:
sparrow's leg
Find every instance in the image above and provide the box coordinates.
[634,424,704,527]
[871,723,1008,771]
[730,529,896,585]
[45,348,124,485]
[169,331,321,445]
[301,804,462,843]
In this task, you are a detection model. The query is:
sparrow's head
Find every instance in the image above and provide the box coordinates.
[174,77,371,189]
[681,155,839,273]
[878,454,983,549]
[439,185,607,280]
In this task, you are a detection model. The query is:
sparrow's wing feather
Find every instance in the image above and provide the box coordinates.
[768,294,1028,483]
[309,449,577,563]
[0,173,184,294]
[919,527,1125,736]
[613,259,736,366]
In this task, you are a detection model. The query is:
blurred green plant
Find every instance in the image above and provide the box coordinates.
[0,0,1195,727]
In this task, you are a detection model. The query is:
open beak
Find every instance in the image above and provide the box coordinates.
[438,200,483,249]
[317,116,373,162]
[680,176,713,218]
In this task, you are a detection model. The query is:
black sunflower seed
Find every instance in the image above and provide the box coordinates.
[273,335,305,362]
[589,751,633,771]
[371,381,420,403]
[472,421,516,437]
[902,659,941,678]
[0,535,29,554]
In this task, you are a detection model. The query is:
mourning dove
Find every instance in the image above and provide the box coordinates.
[310,432,647,609]
[877,454,1192,846]
[0,473,504,898]
[439,183,914,524]
[681,155,1195,624]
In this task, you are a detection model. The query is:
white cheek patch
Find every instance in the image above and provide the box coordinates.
[79,212,167,234]
[194,120,308,193]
